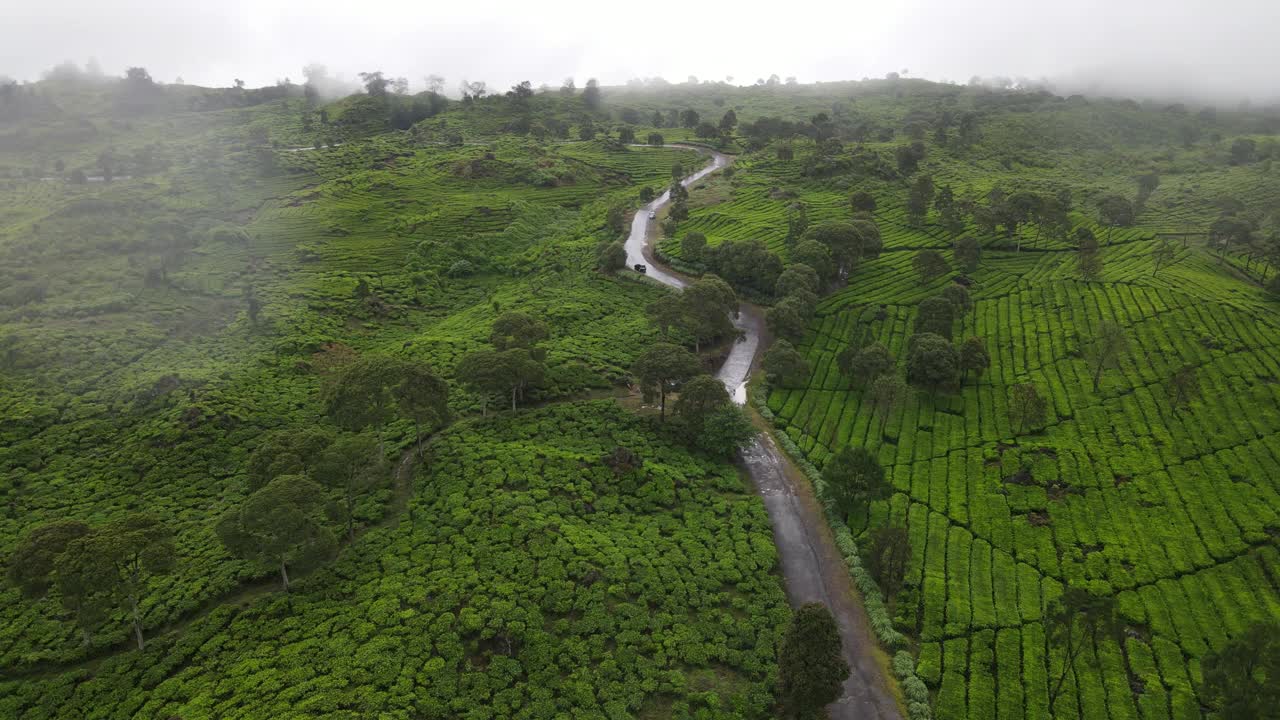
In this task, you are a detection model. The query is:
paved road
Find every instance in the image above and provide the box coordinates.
[629,147,901,720]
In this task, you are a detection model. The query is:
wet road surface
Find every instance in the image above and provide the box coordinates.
[628,146,901,720]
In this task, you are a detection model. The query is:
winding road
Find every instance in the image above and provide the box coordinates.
[627,147,902,720]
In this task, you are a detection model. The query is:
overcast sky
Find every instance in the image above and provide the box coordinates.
[3,0,1278,103]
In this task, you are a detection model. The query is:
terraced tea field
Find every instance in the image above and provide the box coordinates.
[767,237,1280,719]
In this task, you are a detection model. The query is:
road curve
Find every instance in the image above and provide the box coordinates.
[629,146,902,720]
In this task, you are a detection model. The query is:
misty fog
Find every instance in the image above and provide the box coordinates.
[2,0,1278,105]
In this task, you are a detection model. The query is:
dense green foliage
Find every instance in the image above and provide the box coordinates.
[742,79,1280,720]
[0,402,789,717]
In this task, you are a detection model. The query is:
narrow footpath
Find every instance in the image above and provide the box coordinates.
[626,146,902,720]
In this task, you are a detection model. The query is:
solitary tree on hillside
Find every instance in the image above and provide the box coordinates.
[632,343,702,420]
[914,296,956,339]
[395,361,449,450]
[490,311,549,356]
[1096,195,1135,246]
[681,232,708,263]
[57,514,176,651]
[1046,587,1120,714]
[456,349,509,416]
[315,434,388,541]
[763,340,810,388]
[954,235,981,272]
[8,521,91,601]
[867,525,911,604]
[958,336,990,383]
[597,241,626,274]
[840,342,892,386]
[217,475,338,598]
[906,333,958,392]
[1084,320,1129,392]
[850,190,877,214]
[871,374,908,433]
[941,284,972,316]
[913,249,950,284]
[1008,382,1048,434]
[246,427,335,491]
[822,446,889,519]
[1200,622,1280,719]
[778,603,850,719]
[323,356,405,448]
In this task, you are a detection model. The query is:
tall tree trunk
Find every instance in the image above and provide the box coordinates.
[1092,361,1105,392]
[659,389,666,421]
[511,386,517,412]
[129,594,145,650]
[280,559,290,593]
[346,490,355,541]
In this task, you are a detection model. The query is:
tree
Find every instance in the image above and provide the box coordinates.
[1008,382,1048,434]
[694,405,756,457]
[494,349,544,411]
[8,521,91,601]
[803,220,882,276]
[1078,248,1104,281]
[1151,237,1177,276]
[695,122,720,140]
[914,296,956,339]
[1229,137,1257,165]
[1084,320,1129,392]
[776,264,820,298]
[647,132,664,146]
[778,603,849,719]
[632,343,701,420]
[673,374,731,432]
[906,175,936,227]
[913,249,950,284]
[906,333,958,391]
[866,525,911,603]
[681,276,739,351]
[1096,195,1135,246]
[938,286,969,318]
[597,240,626,274]
[766,297,808,343]
[456,349,509,416]
[1136,172,1160,208]
[763,340,810,388]
[582,78,601,109]
[719,109,738,132]
[935,185,965,236]
[1200,622,1280,719]
[359,71,389,99]
[1046,587,1120,714]
[954,235,981,272]
[217,475,337,597]
[1165,365,1199,413]
[246,427,335,491]
[490,311,549,355]
[617,126,635,144]
[59,514,176,650]
[850,190,877,214]
[315,434,388,540]
[681,231,707,263]
[871,374,907,433]
[322,356,403,444]
[791,240,835,285]
[706,239,784,296]
[840,342,892,385]
[958,336,990,383]
[679,109,700,128]
[822,446,888,518]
